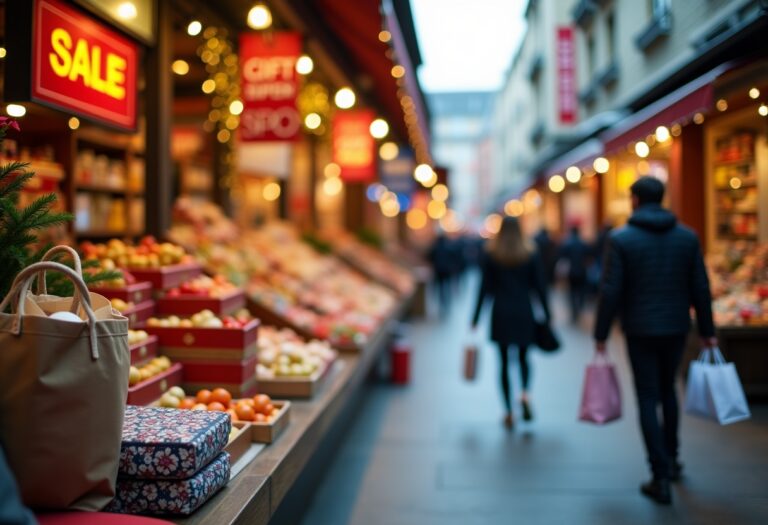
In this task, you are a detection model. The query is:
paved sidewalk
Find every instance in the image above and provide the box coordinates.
[301,274,768,525]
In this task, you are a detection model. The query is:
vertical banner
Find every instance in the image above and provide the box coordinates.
[556,27,577,124]
[380,146,415,196]
[333,110,375,182]
[240,32,302,141]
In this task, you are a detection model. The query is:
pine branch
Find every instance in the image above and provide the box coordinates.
[0,165,33,199]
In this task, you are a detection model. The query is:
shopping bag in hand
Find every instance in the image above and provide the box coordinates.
[463,344,479,381]
[0,253,129,511]
[578,352,622,424]
[685,347,750,425]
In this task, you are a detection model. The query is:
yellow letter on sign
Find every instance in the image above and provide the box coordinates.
[49,28,72,77]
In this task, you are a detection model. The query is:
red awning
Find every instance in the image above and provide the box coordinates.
[600,62,739,153]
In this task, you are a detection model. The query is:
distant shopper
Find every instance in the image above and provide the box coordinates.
[558,223,590,322]
[593,176,716,505]
[471,216,551,429]
[428,233,455,317]
[589,222,614,290]
[533,227,558,285]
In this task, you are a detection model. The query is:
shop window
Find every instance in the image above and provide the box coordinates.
[635,0,672,51]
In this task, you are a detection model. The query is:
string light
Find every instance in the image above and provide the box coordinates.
[172,60,190,75]
[263,182,281,201]
[565,166,582,183]
[334,88,356,109]
[548,175,565,193]
[247,3,272,30]
[406,209,427,229]
[593,157,610,174]
[324,163,342,178]
[379,142,399,161]
[635,141,650,158]
[187,21,202,36]
[369,119,389,139]
[6,104,26,117]
[68,117,80,130]
[296,55,314,75]
[378,30,392,43]
[655,126,670,142]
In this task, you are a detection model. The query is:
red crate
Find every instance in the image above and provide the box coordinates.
[145,318,260,362]
[121,300,156,328]
[184,376,258,399]
[90,281,153,304]
[156,289,246,317]
[126,363,184,405]
[128,335,158,365]
[124,263,203,291]
[180,355,257,384]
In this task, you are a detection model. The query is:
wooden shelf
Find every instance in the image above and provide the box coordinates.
[713,157,754,167]
[717,210,758,215]
[74,229,141,238]
[75,182,128,194]
[715,183,758,191]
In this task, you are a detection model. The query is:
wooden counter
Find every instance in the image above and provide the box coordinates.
[176,295,411,525]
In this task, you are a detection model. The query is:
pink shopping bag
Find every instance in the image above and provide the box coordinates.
[578,352,622,424]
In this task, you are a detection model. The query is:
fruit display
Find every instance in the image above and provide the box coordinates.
[324,230,415,296]
[256,326,337,380]
[707,242,768,326]
[128,329,150,346]
[81,236,193,269]
[165,275,238,298]
[157,275,245,316]
[146,308,253,329]
[129,356,174,386]
[111,298,134,313]
[170,387,281,424]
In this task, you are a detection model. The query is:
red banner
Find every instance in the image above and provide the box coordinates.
[240,32,302,142]
[556,27,577,124]
[32,0,138,130]
[333,110,375,182]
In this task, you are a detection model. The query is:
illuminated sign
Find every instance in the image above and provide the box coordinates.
[333,110,375,182]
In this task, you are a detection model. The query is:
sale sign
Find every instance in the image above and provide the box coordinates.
[32,0,138,130]
[333,110,375,182]
[240,32,302,141]
[556,26,577,124]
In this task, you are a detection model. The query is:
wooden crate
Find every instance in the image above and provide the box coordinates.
[225,421,253,465]
[250,401,290,444]
[256,361,334,399]
[126,362,183,405]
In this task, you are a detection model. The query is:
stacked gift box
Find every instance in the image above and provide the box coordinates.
[107,406,232,516]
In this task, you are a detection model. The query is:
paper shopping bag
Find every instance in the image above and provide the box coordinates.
[0,259,129,511]
[579,353,622,424]
[704,348,750,425]
[684,349,715,419]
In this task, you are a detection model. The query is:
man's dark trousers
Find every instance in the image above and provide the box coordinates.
[625,334,687,480]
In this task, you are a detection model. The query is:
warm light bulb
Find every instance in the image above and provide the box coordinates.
[655,126,670,143]
[406,209,427,230]
[693,112,705,125]
[116,1,137,20]
[247,4,272,30]
[378,30,392,43]
[729,177,742,190]
[431,184,449,202]
[187,20,202,36]
[229,100,244,115]
[68,117,80,130]
[504,199,524,217]
[304,113,321,130]
[749,87,760,100]
[635,141,650,158]
[263,182,281,201]
[202,79,216,94]
[484,214,502,234]
[548,175,565,193]
[379,142,399,160]
[0,47,6,59]
[565,166,582,183]
[759,104,768,117]
[6,104,26,117]
[172,60,190,75]
[716,99,728,112]
[422,172,437,188]
[414,164,433,183]
[369,118,389,139]
[391,65,405,79]
[295,55,314,75]
[593,157,609,174]
[334,88,356,109]
[324,163,341,178]
[323,177,343,196]
[381,199,401,217]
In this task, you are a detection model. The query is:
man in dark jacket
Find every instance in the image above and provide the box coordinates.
[559,223,590,322]
[593,176,716,505]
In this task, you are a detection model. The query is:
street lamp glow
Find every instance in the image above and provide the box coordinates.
[548,175,565,193]
[655,126,670,143]
[565,166,582,183]
[635,141,650,158]
[6,104,26,117]
[187,20,202,36]
[334,88,356,109]
[247,4,272,29]
[295,55,314,75]
[593,157,610,174]
[369,118,389,139]
[379,142,399,160]
[304,113,322,130]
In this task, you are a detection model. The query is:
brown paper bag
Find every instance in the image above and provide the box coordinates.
[0,260,130,510]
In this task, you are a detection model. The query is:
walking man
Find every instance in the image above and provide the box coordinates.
[593,176,716,505]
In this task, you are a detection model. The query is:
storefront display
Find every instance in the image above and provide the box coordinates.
[708,242,768,327]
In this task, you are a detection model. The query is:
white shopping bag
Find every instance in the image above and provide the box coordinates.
[684,349,714,419]
[685,348,750,425]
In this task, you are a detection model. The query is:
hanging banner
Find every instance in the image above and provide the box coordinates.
[380,146,415,195]
[240,32,302,141]
[333,110,375,182]
[30,0,138,130]
[556,26,577,124]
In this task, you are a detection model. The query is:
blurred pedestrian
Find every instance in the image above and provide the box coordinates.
[428,233,455,317]
[534,227,558,285]
[589,222,614,292]
[593,176,716,505]
[471,216,551,429]
[558,223,590,322]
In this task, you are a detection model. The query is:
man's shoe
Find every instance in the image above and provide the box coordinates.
[640,478,672,505]
[521,399,533,421]
[670,461,683,482]
[503,413,514,430]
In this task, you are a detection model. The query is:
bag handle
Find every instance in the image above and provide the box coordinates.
[37,245,84,314]
[710,347,726,365]
[696,348,712,363]
[0,261,100,359]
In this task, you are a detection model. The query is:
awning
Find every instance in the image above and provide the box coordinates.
[600,62,738,153]
[542,138,604,178]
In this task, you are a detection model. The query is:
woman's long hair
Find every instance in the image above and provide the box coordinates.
[487,216,533,266]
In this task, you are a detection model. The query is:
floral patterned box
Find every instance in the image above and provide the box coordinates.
[119,406,230,480]
[106,452,230,516]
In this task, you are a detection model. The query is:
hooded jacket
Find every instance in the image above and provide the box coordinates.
[594,204,715,341]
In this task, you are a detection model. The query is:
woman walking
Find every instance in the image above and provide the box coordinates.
[471,216,551,429]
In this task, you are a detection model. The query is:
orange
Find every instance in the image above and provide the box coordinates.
[196,389,212,404]
[254,413,267,423]
[178,398,196,410]
[235,401,255,421]
[210,388,232,406]
[226,408,239,421]
[252,394,271,414]
[207,401,226,412]
[263,403,274,416]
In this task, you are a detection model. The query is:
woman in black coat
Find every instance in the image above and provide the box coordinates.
[472,216,551,429]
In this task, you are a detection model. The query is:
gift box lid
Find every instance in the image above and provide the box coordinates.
[119,406,230,480]
[106,452,230,516]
